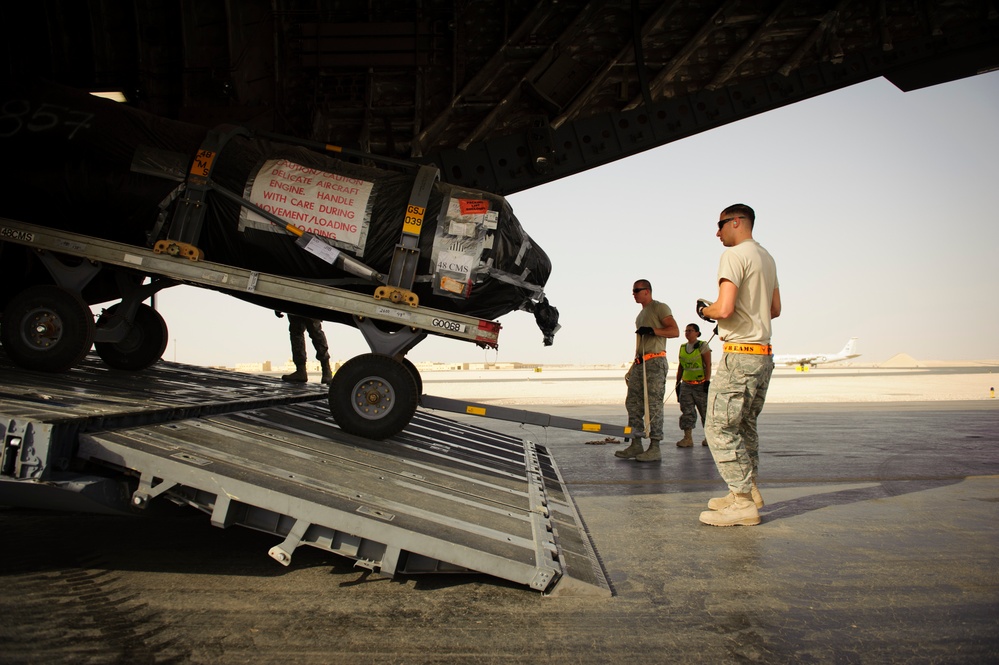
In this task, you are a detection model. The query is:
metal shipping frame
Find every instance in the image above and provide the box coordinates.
[0,217,501,350]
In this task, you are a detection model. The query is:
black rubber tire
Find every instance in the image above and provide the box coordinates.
[400,357,423,397]
[94,303,169,371]
[328,353,418,440]
[0,285,95,372]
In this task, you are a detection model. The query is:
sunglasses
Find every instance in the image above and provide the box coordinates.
[717,216,741,230]
[632,288,647,293]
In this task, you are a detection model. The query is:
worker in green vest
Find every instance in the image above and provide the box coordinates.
[675,323,712,447]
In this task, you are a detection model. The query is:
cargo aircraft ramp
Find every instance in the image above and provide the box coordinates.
[0,354,610,596]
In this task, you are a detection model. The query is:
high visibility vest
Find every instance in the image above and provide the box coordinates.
[678,341,706,382]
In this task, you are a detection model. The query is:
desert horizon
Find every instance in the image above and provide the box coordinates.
[220,361,999,406]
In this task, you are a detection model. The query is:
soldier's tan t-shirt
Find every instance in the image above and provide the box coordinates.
[635,300,673,355]
[716,240,778,345]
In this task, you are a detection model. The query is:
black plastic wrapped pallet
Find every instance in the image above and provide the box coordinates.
[0,79,558,342]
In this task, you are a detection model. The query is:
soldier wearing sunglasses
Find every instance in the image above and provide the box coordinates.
[697,204,781,527]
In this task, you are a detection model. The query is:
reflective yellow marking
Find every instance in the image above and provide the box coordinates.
[403,204,426,235]
[191,150,216,177]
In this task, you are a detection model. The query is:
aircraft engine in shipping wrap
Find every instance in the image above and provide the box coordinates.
[0,80,559,346]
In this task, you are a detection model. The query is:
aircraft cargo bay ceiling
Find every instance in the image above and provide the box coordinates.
[3,1,997,195]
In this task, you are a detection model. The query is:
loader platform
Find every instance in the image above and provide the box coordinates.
[0,353,609,596]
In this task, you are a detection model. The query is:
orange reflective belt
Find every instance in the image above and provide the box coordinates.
[684,379,706,385]
[634,351,667,364]
[723,343,772,355]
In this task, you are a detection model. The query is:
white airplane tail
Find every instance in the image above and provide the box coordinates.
[839,337,859,358]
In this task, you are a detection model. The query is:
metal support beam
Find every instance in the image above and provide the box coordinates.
[420,394,639,438]
[429,22,999,195]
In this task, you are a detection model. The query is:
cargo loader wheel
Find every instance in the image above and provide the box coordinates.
[0,285,96,372]
[95,303,169,371]
[328,353,418,440]
[400,357,423,397]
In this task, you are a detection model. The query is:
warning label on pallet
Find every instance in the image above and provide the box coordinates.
[240,158,374,251]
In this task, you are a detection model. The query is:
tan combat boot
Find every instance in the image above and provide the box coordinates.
[635,439,661,462]
[614,439,644,459]
[281,365,309,383]
[707,481,764,510]
[676,429,693,447]
[320,362,333,385]
[701,438,708,446]
[699,492,761,526]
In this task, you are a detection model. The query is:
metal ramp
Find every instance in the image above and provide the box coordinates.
[0,355,610,596]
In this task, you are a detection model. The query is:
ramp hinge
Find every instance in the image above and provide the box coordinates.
[132,473,178,508]
[268,518,311,566]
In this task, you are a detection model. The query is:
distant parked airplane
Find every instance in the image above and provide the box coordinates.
[774,338,860,371]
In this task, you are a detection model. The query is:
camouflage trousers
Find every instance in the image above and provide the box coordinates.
[288,315,330,366]
[678,381,708,431]
[704,353,774,494]
[625,357,668,440]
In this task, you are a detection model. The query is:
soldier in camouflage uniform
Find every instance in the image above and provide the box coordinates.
[615,279,679,462]
[698,204,781,526]
[278,313,333,384]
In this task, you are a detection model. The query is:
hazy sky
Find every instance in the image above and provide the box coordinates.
[155,70,999,368]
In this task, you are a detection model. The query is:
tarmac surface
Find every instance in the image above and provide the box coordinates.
[1,369,998,664]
